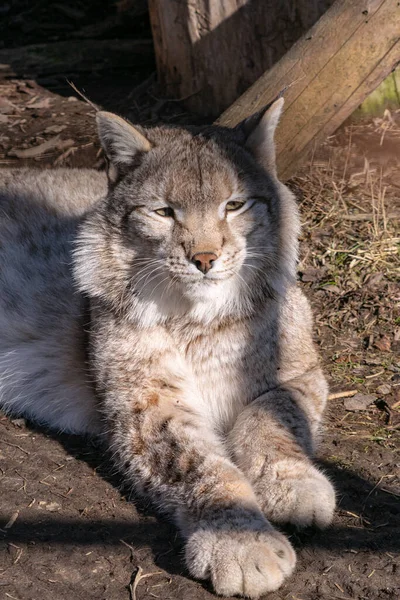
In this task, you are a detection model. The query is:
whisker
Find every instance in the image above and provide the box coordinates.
[133,264,165,288]
[160,274,177,303]
[235,271,252,297]
[149,275,171,298]
[137,271,166,295]
[130,258,165,265]
[140,265,166,290]
[242,263,265,274]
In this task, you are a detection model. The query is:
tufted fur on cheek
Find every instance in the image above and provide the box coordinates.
[74,104,301,328]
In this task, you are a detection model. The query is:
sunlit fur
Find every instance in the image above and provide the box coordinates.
[74,125,299,329]
[0,103,335,598]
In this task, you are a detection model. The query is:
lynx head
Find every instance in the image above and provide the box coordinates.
[74,99,300,326]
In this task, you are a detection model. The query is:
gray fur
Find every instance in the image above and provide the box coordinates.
[0,102,335,598]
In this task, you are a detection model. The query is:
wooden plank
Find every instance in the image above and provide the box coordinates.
[217,0,400,180]
[148,0,334,115]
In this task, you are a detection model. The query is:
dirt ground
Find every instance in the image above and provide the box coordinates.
[0,3,399,599]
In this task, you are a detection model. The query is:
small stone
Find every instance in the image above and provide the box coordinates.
[344,394,376,411]
[68,96,78,102]
[376,384,392,396]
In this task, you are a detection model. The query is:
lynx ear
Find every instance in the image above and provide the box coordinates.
[237,97,284,177]
[96,111,152,182]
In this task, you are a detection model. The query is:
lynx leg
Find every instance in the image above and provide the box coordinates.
[106,401,295,598]
[228,380,335,529]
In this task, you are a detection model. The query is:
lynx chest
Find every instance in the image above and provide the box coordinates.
[172,319,278,432]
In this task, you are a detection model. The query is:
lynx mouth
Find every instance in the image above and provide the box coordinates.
[177,272,236,287]
[204,272,235,282]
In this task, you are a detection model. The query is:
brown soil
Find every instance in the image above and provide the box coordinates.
[0,7,399,599]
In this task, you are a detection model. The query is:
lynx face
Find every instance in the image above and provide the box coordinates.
[74,102,299,323]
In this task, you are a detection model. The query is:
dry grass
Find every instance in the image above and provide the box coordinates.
[289,117,400,451]
[293,123,399,335]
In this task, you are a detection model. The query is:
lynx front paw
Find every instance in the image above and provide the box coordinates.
[185,520,296,598]
[258,461,336,528]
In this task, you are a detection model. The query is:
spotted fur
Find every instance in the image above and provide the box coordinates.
[0,100,335,598]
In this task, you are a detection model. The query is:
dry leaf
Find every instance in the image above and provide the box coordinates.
[322,284,341,294]
[0,98,17,114]
[38,501,61,512]
[374,335,391,353]
[27,97,53,110]
[376,384,392,396]
[300,267,323,283]
[44,125,67,134]
[8,137,74,158]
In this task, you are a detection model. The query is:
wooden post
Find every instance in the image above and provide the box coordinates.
[217,0,400,180]
[148,0,333,116]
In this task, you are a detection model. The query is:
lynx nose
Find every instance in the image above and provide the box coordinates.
[191,252,218,274]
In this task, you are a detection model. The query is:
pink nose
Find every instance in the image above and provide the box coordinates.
[191,252,218,274]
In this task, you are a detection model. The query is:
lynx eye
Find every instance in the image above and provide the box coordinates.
[154,207,174,218]
[225,200,246,212]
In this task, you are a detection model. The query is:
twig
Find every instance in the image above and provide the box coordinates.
[380,487,400,498]
[129,566,143,600]
[67,80,99,111]
[0,440,30,455]
[13,547,23,565]
[53,146,77,165]
[4,511,19,529]
[362,475,385,511]
[334,582,345,593]
[128,567,164,600]
[14,469,29,493]
[342,211,400,221]
[120,538,136,561]
[365,369,385,379]
[328,390,358,400]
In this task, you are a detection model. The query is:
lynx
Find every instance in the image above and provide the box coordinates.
[0,99,335,598]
